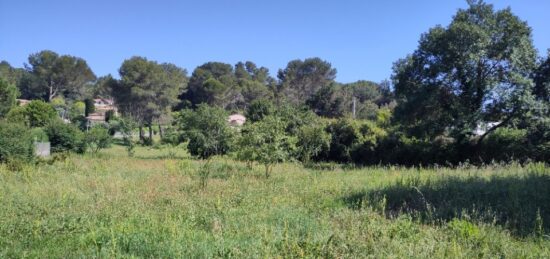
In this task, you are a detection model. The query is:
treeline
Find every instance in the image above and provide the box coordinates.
[1,1,549,166]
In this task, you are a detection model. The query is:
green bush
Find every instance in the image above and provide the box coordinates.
[176,104,235,159]
[296,121,331,164]
[481,127,528,162]
[237,115,296,177]
[25,100,57,127]
[44,120,85,153]
[0,121,34,164]
[5,106,29,125]
[326,118,369,163]
[30,127,49,142]
[85,125,112,153]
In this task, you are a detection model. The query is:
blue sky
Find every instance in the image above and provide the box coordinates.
[1,0,549,83]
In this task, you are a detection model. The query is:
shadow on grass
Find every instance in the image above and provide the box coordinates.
[343,169,550,237]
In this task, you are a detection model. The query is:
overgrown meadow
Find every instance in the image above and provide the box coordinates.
[1,145,549,258]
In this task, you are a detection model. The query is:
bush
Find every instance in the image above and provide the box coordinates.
[481,127,528,162]
[45,120,85,153]
[5,106,29,125]
[296,121,331,164]
[0,121,34,164]
[326,119,366,163]
[30,127,49,142]
[237,115,296,177]
[25,100,57,127]
[85,125,112,153]
[176,104,235,159]
[71,115,89,131]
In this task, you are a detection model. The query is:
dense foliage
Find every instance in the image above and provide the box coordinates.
[0,121,34,164]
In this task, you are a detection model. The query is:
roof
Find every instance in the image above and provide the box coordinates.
[228,114,246,126]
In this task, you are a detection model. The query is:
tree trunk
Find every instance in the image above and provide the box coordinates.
[265,164,271,178]
[139,126,144,141]
[148,124,153,140]
[158,124,163,139]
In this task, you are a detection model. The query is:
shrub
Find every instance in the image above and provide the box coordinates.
[275,105,318,135]
[0,121,34,164]
[25,100,57,127]
[71,115,89,131]
[326,119,365,163]
[44,120,85,153]
[85,125,112,153]
[5,106,29,125]
[481,127,528,162]
[30,127,49,142]
[176,104,235,159]
[296,122,331,164]
[69,101,85,120]
[238,115,296,178]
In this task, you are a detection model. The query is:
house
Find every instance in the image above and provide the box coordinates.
[228,114,246,126]
[17,99,31,106]
[86,97,118,124]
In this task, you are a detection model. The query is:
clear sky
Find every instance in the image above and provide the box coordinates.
[1,0,549,83]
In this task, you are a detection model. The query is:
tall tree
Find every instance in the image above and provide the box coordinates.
[236,61,275,107]
[181,62,239,109]
[25,50,96,101]
[392,1,538,140]
[533,51,550,103]
[277,57,337,105]
[113,56,187,140]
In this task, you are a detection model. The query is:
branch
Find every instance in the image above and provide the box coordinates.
[476,112,515,146]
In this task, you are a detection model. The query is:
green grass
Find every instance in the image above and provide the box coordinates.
[1,145,549,258]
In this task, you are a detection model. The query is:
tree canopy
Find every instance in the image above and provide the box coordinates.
[392,1,538,139]
[24,50,96,101]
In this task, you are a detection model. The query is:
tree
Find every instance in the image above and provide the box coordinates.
[0,78,19,118]
[84,98,95,117]
[181,62,238,109]
[113,56,187,141]
[0,61,27,91]
[277,57,337,105]
[236,61,275,106]
[176,104,235,159]
[25,50,96,101]
[306,82,349,118]
[392,1,538,141]
[238,116,296,178]
[533,51,550,103]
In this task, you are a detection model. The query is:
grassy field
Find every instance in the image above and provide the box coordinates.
[1,145,549,258]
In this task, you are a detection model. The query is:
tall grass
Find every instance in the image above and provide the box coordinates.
[0,145,548,257]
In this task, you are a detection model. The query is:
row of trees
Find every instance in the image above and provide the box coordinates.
[1,0,549,166]
[1,51,394,140]
[168,1,549,167]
